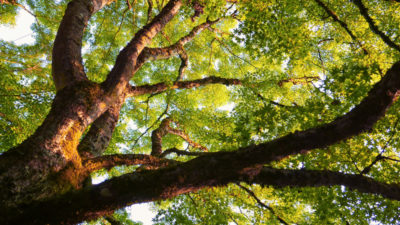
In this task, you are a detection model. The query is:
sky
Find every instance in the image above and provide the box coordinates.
[0,7,155,225]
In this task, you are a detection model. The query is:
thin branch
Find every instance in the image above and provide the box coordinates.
[381,156,400,163]
[360,117,400,174]
[168,127,208,151]
[98,6,130,75]
[137,18,221,63]
[251,89,294,108]
[278,76,319,86]
[187,194,203,222]
[128,76,242,97]
[131,102,169,148]
[236,183,290,225]
[147,0,153,24]
[214,37,259,69]
[116,18,221,93]
[353,0,400,53]
[314,0,369,54]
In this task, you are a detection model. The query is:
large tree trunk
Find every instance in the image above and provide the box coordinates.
[0,81,106,207]
[0,0,182,212]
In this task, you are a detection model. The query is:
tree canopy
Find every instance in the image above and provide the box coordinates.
[1,0,400,224]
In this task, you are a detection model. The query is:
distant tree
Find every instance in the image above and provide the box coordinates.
[1,0,400,224]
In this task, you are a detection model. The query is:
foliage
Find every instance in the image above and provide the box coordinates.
[2,0,400,224]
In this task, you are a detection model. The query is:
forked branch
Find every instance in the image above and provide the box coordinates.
[151,118,207,156]
[103,0,182,96]
[135,18,221,66]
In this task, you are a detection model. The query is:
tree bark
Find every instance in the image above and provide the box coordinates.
[2,0,400,224]
[0,0,182,210]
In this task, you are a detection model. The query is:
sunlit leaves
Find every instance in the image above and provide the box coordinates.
[2,0,400,224]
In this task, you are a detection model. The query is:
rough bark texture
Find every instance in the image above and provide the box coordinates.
[102,0,182,96]
[83,154,176,172]
[78,100,123,159]
[151,118,207,156]
[3,163,400,224]
[0,81,107,207]
[0,0,182,212]
[52,0,114,90]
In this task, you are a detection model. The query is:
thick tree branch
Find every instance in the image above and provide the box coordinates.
[52,0,114,90]
[225,61,400,168]
[135,18,220,67]
[252,167,400,201]
[78,101,122,159]
[353,0,400,53]
[151,117,172,156]
[5,164,400,224]
[128,76,242,97]
[102,0,182,96]
[160,147,207,157]
[176,47,188,81]
[83,154,176,173]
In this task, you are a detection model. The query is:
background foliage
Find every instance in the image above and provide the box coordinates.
[1,0,400,224]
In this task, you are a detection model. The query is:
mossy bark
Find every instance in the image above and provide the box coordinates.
[0,81,105,208]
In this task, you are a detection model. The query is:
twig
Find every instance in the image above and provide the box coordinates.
[361,117,400,174]
[213,37,258,69]
[131,102,169,148]
[236,183,290,225]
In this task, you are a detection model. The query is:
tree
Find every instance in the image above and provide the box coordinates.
[1,0,400,224]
